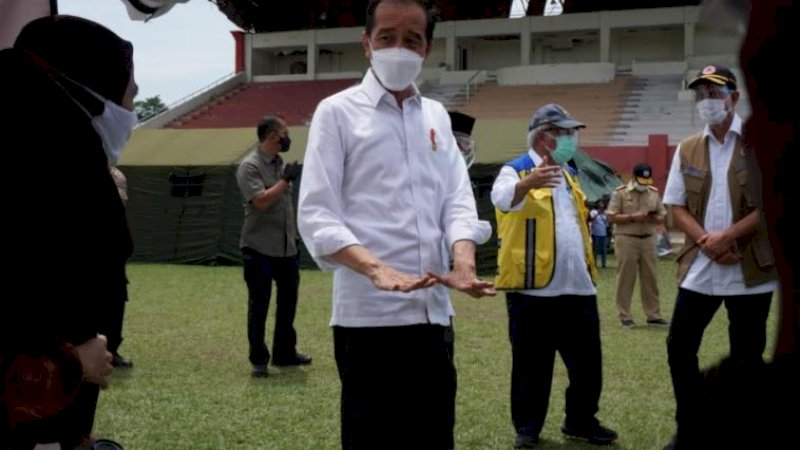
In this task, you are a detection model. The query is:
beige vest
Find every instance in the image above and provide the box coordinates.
[675,132,776,286]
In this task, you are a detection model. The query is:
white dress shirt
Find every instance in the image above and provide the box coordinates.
[298,70,491,327]
[663,114,776,296]
[491,149,596,297]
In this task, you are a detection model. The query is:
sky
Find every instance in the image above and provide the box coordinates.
[59,0,241,106]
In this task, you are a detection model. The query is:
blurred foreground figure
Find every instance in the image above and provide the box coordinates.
[661,1,798,449]
[1,15,136,449]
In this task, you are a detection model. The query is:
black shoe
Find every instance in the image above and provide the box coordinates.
[647,318,671,328]
[513,434,539,449]
[561,421,618,445]
[620,319,636,328]
[92,438,124,450]
[111,354,133,369]
[251,364,269,378]
[272,353,312,366]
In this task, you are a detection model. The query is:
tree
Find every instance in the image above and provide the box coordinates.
[134,95,167,120]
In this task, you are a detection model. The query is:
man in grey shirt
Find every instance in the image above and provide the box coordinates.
[236,115,310,378]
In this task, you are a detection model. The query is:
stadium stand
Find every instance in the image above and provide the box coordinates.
[457,76,633,146]
[168,78,359,128]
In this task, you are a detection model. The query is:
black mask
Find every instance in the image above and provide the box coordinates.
[279,135,291,152]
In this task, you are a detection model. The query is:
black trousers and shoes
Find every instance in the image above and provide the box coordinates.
[243,248,309,370]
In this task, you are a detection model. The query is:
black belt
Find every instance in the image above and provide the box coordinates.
[619,234,652,238]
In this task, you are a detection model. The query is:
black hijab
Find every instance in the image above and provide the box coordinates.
[14,15,134,107]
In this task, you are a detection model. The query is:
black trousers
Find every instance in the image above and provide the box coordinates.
[242,248,299,365]
[506,293,603,439]
[666,288,773,438]
[99,274,129,355]
[333,324,456,450]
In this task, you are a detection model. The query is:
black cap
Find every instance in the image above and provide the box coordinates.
[448,111,476,136]
[687,64,737,90]
[633,163,654,185]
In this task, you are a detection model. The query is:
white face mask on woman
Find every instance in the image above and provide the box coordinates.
[369,44,423,91]
[90,98,139,166]
[696,99,729,125]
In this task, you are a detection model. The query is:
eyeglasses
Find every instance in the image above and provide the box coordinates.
[693,84,731,101]
[543,127,577,137]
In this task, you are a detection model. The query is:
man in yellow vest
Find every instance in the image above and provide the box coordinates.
[491,104,617,449]
[661,65,777,450]
[607,163,670,328]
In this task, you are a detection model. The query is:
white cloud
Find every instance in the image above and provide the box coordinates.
[59,0,240,104]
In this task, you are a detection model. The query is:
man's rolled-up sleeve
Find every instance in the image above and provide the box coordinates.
[297,101,360,271]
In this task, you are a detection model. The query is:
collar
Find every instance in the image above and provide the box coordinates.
[361,68,420,108]
[258,150,280,165]
[702,113,743,142]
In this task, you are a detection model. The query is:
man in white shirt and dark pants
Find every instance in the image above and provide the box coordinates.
[297,1,494,449]
[662,65,777,450]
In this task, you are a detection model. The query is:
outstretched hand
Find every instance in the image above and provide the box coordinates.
[426,269,496,298]
[369,264,437,292]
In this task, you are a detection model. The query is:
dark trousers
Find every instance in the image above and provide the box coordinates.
[242,247,299,365]
[592,235,608,267]
[333,324,456,450]
[100,276,129,355]
[666,288,772,437]
[506,293,603,439]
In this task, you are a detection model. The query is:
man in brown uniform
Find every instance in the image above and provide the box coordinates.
[607,163,670,328]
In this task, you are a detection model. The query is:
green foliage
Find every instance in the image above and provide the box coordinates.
[96,258,778,449]
[133,95,167,121]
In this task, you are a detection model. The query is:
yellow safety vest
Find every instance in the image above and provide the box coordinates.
[495,153,596,290]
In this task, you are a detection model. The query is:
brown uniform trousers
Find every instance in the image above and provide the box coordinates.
[607,183,667,322]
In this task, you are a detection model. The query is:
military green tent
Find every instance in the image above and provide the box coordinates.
[120,125,619,273]
[119,127,310,265]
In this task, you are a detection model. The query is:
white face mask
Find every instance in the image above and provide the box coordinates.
[369,44,423,91]
[91,100,139,166]
[633,183,648,192]
[696,99,728,125]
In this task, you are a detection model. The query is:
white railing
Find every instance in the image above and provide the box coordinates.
[137,71,246,129]
[465,69,487,102]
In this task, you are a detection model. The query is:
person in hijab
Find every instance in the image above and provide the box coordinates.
[0,15,137,449]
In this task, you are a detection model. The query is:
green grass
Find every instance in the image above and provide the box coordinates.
[95,257,779,449]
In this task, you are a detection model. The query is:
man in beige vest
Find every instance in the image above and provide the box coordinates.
[661,65,777,450]
[607,163,669,328]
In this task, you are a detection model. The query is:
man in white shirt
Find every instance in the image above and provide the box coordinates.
[661,65,777,450]
[297,1,494,448]
[491,104,617,449]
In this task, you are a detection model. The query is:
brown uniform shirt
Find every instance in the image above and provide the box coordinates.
[607,182,667,236]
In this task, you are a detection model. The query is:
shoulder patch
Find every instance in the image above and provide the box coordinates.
[647,185,659,191]
[614,185,626,191]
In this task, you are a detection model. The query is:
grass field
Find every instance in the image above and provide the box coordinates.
[94,257,779,449]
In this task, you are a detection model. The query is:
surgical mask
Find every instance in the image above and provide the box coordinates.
[696,99,728,125]
[91,99,139,165]
[279,135,291,153]
[38,62,138,166]
[369,44,423,91]
[633,183,648,192]
[548,135,578,165]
